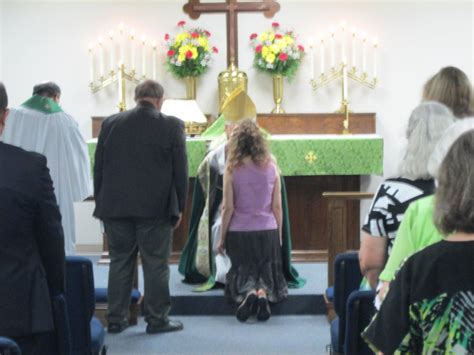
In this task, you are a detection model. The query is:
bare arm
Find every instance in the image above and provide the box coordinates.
[359,231,387,289]
[217,169,234,254]
[272,170,283,244]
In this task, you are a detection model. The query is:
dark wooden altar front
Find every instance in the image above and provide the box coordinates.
[92,113,376,285]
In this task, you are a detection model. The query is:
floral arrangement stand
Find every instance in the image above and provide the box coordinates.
[250,22,305,113]
[165,20,218,99]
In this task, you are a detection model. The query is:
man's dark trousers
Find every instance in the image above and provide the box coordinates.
[105,218,173,326]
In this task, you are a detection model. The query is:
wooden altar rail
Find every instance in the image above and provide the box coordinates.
[257,113,375,135]
[322,191,374,286]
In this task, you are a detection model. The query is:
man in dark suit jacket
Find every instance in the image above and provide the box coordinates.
[0,82,65,354]
[93,80,188,334]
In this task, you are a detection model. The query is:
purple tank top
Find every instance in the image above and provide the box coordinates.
[228,160,278,232]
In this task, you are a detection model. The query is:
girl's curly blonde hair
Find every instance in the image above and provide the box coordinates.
[226,119,270,172]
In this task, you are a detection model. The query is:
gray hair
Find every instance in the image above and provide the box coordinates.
[435,129,474,235]
[427,117,474,178]
[399,101,455,179]
[134,80,164,101]
[0,82,7,111]
[33,81,61,98]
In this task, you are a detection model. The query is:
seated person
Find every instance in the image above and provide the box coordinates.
[0,82,65,354]
[359,102,454,290]
[422,66,473,119]
[179,87,304,291]
[363,129,474,354]
[217,119,288,322]
[377,117,474,300]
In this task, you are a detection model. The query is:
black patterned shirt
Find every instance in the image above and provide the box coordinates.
[362,177,435,254]
[363,240,474,354]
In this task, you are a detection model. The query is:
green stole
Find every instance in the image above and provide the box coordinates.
[22,95,63,114]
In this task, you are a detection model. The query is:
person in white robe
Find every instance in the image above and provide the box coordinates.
[1,82,91,255]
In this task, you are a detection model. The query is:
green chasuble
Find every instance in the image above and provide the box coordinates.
[178,115,305,290]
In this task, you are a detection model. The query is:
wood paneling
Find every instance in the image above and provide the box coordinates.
[257,113,376,135]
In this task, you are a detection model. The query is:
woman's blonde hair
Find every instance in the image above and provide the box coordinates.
[226,119,270,172]
[422,66,473,118]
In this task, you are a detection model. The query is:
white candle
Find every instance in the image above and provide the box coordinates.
[119,22,125,64]
[340,21,346,65]
[362,33,367,73]
[98,36,104,78]
[130,29,136,72]
[108,30,115,73]
[88,43,94,83]
[117,61,123,105]
[309,40,315,80]
[320,38,325,75]
[141,34,147,77]
[343,64,348,101]
[351,28,356,68]
[330,29,335,69]
[152,40,157,80]
[373,38,378,78]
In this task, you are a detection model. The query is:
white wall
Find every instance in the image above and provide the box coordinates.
[0,2,3,78]
[1,1,473,247]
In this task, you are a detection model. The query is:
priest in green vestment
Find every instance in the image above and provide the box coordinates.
[179,87,305,290]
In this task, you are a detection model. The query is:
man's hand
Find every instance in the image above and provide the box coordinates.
[173,213,183,230]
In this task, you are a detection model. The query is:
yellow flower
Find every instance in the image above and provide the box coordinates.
[179,45,189,54]
[258,32,268,42]
[283,35,294,45]
[191,47,198,59]
[266,52,276,64]
[269,32,275,41]
[176,32,188,44]
[197,37,208,48]
[271,44,280,54]
[261,46,270,58]
[178,53,186,62]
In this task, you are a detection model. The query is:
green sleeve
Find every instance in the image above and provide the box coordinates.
[379,204,417,282]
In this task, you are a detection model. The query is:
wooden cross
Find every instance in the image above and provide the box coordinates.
[183,0,280,67]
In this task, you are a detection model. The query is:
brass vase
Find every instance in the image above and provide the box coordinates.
[185,76,197,100]
[271,74,285,113]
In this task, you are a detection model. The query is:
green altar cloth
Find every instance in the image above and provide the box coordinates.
[87,134,383,177]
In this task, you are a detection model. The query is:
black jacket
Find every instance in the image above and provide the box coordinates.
[93,101,188,221]
[0,142,65,337]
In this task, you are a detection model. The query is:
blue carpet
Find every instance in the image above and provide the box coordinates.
[105,315,330,355]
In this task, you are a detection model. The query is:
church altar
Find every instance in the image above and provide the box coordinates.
[88,113,382,285]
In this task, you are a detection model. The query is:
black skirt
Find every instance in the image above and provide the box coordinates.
[225,229,288,304]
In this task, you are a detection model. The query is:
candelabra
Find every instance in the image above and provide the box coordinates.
[88,22,158,111]
[309,22,379,134]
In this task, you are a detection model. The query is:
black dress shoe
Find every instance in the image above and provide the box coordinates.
[108,322,128,334]
[236,293,258,322]
[146,320,184,334]
[256,296,271,321]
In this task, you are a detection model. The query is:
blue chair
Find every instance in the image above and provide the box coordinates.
[0,337,21,355]
[66,256,106,355]
[330,251,363,354]
[344,290,376,355]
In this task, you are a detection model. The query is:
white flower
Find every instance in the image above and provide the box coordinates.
[266,63,274,69]
[176,61,182,67]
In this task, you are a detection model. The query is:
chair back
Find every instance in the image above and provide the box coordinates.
[344,290,376,355]
[0,337,21,355]
[333,251,363,352]
[65,256,95,354]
